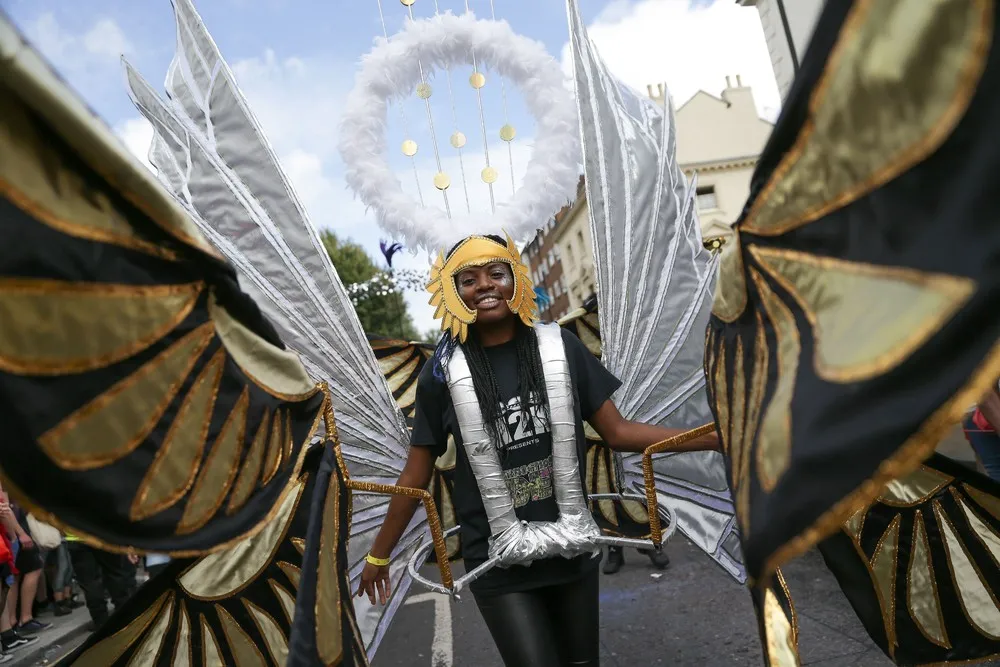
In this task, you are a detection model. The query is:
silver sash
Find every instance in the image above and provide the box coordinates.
[447,323,601,566]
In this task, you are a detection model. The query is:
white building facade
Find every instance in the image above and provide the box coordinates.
[736,0,825,100]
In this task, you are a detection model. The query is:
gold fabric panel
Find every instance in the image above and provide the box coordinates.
[177,389,249,534]
[268,580,297,625]
[277,561,302,591]
[131,350,225,522]
[208,293,316,400]
[878,465,953,507]
[590,448,617,524]
[291,537,306,556]
[907,511,950,648]
[844,506,867,541]
[0,280,201,375]
[172,602,192,667]
[964,484,1000,522]
[200,615,225,666]
[179,481,304,600]
[227,410,270,515]
[316,463,344,666]
[957,494,1000,578]
[0,93,175,259]
[217,605,267,667]
[742,0,991,237]
[933,501,1000,639]
[38,324,213,470]
[751,246,974,383]
[871,515,901,649]
[385,354,420,393]
[261,410,285,486]
[126,595,175,666]
[713,335,731,454]
[244,599,288,665]
[72,591,170,666]
[729,337,750,534]
[747,313,770,499]
[712,232,747,322]
[751,270,798,491]
[763,587,799,667]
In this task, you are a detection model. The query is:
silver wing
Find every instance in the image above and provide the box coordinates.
[566,0,744,582]
[122,0,424,653]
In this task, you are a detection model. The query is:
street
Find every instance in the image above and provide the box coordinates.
[374,537,893,667]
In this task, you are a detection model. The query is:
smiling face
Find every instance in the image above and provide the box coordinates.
[456,261,516,327]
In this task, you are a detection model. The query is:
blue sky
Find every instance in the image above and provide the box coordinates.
[2,0,778,333]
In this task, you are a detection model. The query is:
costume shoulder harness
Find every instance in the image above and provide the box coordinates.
[446,322,601,566]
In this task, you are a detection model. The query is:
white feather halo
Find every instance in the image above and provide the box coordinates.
[338,12,581,254]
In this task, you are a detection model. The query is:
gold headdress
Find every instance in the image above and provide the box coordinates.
[427,233,538,342]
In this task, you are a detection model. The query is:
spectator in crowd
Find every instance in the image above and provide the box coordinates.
[9,504,52,635]
[964,382,1000,481]
[43,538,80,617]
[65,534,137,630]
[0,483,38,654]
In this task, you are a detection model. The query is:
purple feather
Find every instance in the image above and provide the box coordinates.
[380,240,404,267]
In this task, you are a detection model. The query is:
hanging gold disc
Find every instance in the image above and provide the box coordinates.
[450,131,467,148]
[434,172,451,190]
[499,124,516,142]
[469,72,486,89]
[481,166,498,184]
[416,82,432,99]
[401,140,418,157]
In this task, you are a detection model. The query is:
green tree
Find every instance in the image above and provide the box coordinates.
[321,230,419,341]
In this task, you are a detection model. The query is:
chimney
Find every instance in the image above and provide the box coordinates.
[647,84,654,97]
[657,83,665,98]
[736,74,743,86]
[725,75,731,88]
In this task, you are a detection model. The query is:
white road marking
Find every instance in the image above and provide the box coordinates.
[404,592,454,667]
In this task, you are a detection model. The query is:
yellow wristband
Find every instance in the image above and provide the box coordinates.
[365,553,390,567]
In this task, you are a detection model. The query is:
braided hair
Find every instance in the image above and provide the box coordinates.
[431,235,550,451]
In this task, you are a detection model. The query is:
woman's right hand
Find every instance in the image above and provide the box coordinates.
[356,561,391,605]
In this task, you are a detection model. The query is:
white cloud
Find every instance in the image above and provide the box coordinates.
[82,18,134,60]
[562,0,781,120]
[25,12,134,70]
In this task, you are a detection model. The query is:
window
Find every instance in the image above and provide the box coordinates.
[696,185,718,211]
[565,242,576,268]
[553,246,561,260]
[576,229,585,250]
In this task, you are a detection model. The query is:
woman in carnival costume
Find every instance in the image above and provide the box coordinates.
[356,233,720,667]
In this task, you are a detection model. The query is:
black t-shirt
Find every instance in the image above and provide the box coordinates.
[410,328,622,596]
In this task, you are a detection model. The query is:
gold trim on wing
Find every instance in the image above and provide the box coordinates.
[751,246,974,384]
[0,280,202,375]
[317,454,344,666]
[38,323,214,471]
[70,591,171,666]
[177,388,249,535]
[131,349,226,522]
[0,93,178,261]
[750,269,798,493]
[208,291,318,401]
[741,0,991,238]
[762,585,799,667]
[178,477,306,601]
[426,233,538,342]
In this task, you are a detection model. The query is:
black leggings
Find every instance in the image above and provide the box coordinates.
[474,568,599,667]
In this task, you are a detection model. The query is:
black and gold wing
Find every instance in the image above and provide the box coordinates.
[0,25,323,556]
[367,336,434,425]
[366,336,461,559]
[64,445,368,667]
[817,455,1000,665]
[705,0,1000,586]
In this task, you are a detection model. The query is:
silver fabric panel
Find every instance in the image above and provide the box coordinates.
[121,0,423,654]
[565,0,744,582]
[448,324,600,566]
